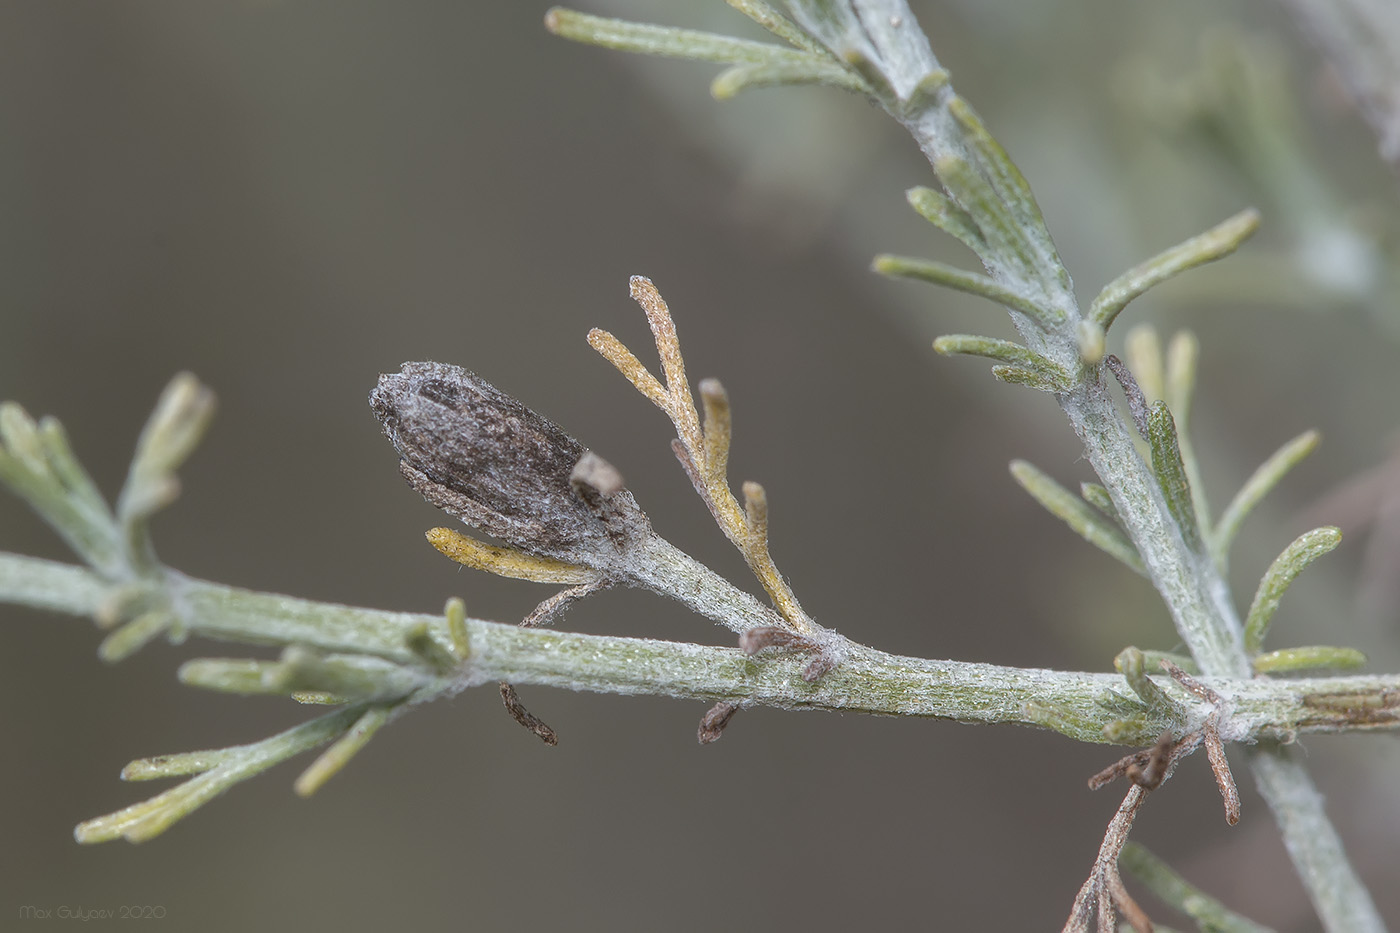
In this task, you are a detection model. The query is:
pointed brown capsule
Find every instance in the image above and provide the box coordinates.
[371,362,650,567]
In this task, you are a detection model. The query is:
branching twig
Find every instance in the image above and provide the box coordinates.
[0,4,1394,929]
[4,553,1398,741]
[590,276,847,676]
[589,277,813,635]
[1064,784,1153,933]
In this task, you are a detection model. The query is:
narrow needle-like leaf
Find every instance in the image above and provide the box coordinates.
[946,96,1065,292]
[122,750,232,782]
[130,374,217,481]
[991,366,1068,393]
[293,692,347,705]
[905,185,987,257]
[98,610,172,663]
[1123,326,1165,404]
[115,373,216,575]
[1009,461,1145,574]
[1090,208,1261,331]
[268,647,432,701]
[1244,527,1342,655]
[37,417,111,522]
[725,0,826,55]
[0,404,123,575]
[1119,842,1276,932]
[932,154,1045,298]
[1254,646,1367,675]
[1147,401,1203,552]
[933,335,1071,390]
[178,658,277,694]
[1164,331,1210,533]
[76,706,367,844]
[1164,332,1200,432]
[1139,650,1198,675]
[873,254,1059,329]
[545,8,815,67]
[711,58,868,98]
[1213,430,1320,570]
[1080,483,1120,524]
[1114,647,1173,710]
[294,705,394,797]
[405,622,461,674]
[0,401,44,464]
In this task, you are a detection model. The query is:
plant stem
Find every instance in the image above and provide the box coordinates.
[3,551,1397,746]
[1248,744,1387,931]
[1063,379,1251,678]
[783,2,1383,926]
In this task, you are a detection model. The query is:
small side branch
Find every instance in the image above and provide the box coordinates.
[590,277,818,639]
[1063,784,1153,933]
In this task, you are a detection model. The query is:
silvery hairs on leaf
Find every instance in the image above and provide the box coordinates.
[370,362,650,566]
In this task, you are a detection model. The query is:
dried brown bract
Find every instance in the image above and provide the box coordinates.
[738,625,810,654]
[371,362,650,567]
[697,701,740,744]
[500,683,558,746]
[1126,730,1174,791]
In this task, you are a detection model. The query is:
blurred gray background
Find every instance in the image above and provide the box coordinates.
[2,1,1399,929]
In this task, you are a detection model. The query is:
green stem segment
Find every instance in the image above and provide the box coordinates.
[3,552,1397,746]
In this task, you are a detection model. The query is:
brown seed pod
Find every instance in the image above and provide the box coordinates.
[371,362,650,566]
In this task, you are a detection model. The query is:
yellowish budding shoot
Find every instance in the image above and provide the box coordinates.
[1102,718,1151,743]
[595,276,815,639]
[742,480,769,544]
[0,402,42,460]
[587,328,670,411]
[629,276,701,448]
[1165,331,1199,413]
[95,583,151,630]
[1077,320,1106,365]
[698,378,732,485]
[425,527,596,585]
[444,596,470,660]
[1115,646,1171,709]
[735,481,810,634]
[906,70,951,109]
[98,610,172,663]
[1124,326,1164,403]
